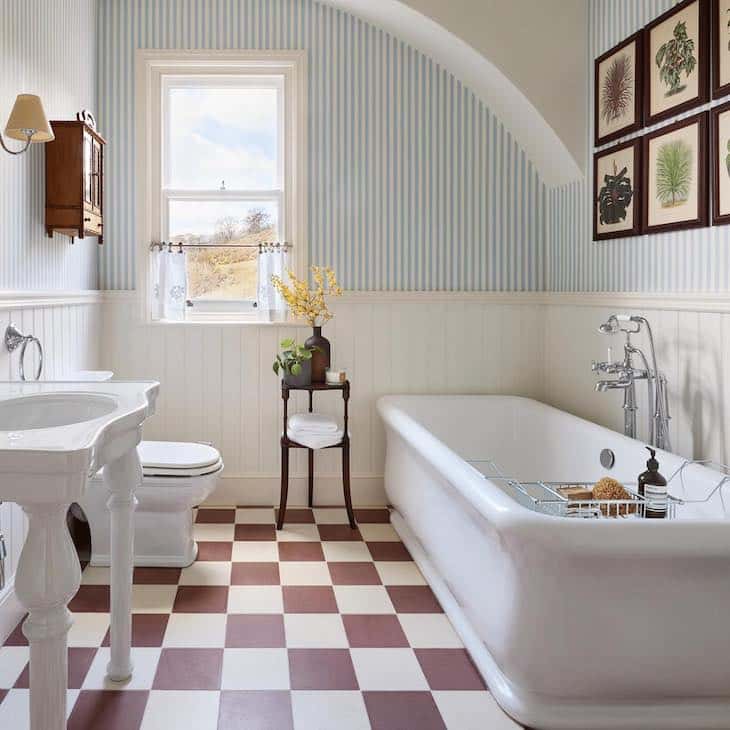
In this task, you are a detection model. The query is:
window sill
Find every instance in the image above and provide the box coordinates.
[149,314,311,327]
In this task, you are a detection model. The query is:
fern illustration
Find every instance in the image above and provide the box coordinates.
[601,53,633,124]
[655,140,692,207]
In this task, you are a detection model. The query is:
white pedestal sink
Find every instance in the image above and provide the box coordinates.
[0,381,159,730]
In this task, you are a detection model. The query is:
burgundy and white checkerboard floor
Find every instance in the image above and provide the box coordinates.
[0,507,522,729]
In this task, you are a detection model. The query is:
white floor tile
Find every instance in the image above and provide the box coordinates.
[434,691,523,729]
[193,524,235,542]
[227,586,283,614]
[82,648,162,690]
[312,508,349,524]
[279,562,332,586]
[284,614,348,648]
[292,690,370,730]
[80,566,111,585]
[374,561,427,585]
[163,613,227,648]
[179,561,232,586]
[221,648,290,690]
[333,586,395,614]
[0,647,29,688]
[276,524,320,542]
[357,524,399,541]
[141,690,220,730]
[350,648,428,691]
[232,541,279,562]
[67,613,110,647]
[321,542,372,562]
[235,507,276,524]
[131,585,178,614]
[398,614,463,648]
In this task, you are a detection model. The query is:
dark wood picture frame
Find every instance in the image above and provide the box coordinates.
[593,139,642,241]
[644,0,710,126]
[711,101,730,225]
[712,0,730,99]
[642,111,709,234]
[594,31,644,147]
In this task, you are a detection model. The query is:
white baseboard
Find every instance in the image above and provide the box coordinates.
[206,473,386,507]
[0,580,23,645]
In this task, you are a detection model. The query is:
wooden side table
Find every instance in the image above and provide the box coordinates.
[278,380,357,530]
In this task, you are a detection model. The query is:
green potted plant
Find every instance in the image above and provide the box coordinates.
[272,338,318,386]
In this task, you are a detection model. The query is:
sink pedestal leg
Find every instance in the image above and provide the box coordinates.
[103,447,141,682]
[15,502,81,730]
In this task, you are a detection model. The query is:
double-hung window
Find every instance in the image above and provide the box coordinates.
[137,51,307,322]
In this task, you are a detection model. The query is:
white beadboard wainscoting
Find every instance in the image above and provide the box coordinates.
[101,292,546,506]
[0,294,102,641]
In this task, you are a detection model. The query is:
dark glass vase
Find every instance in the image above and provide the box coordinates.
[305,326,330,383]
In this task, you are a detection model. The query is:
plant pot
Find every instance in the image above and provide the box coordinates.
[305,326,331,383]
[283,359,312,387]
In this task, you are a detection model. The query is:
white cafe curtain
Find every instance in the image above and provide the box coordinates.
[151,245,187,321]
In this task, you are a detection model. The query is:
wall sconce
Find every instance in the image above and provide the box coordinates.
[0,94,54,156]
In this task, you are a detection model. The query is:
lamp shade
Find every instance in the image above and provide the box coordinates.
[4,94,54,142]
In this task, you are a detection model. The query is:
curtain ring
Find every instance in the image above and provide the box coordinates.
[19,336,43,382]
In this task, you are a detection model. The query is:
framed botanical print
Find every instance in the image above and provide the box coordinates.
[642,111,709,234]
[644,0,710,126]
[711,101,730,225]
[594,32,644,147]
[712,0,730,98]
[593,139,642,241]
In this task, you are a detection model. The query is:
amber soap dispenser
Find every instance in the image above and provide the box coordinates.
[638,447,668,519]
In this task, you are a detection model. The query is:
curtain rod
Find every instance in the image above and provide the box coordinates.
[150,241,292,253]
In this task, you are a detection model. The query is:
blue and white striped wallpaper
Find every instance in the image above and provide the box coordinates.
[97,0,547,292]
[549,0,729,293]
[0,0,98,291]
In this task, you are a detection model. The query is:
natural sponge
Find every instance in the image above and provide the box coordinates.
[593,476,631,501]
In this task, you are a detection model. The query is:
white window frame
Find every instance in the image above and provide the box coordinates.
[135,50,308,324]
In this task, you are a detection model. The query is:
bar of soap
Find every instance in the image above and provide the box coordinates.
[558,485,594,501]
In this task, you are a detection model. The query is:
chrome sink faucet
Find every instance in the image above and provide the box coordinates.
[592,314,671,451]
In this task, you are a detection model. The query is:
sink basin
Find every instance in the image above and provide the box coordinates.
[0,392,118,431]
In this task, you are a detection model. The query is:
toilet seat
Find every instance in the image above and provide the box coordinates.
[138,440,223,477]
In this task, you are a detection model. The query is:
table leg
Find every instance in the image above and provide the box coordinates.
[103,448,142,681]
[277,443,290,530]
[15,502,80,730]
[342,440,356,529]
[308,449,314,508]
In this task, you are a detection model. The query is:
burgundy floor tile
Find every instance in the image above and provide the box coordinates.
[288,649,359,690]
[102,614,170,648]
[278,542,324,562]
[342,615,409,648]
[328,562,381,585]
[387,586,443,613]
[196,508,236,524]
[231,562,281,585]
[364,691,447,730]
[173,585,229,613]
[283,586,338,613]
[197,541,233,561]
[218,690,293,730]
[0,689,6,705]
[3,618,27,646]
[317,524,362,541]
[69,585,110,613]
[152,648,223,690]
[235,524,277,541]
[415,649,487,690]
[14,648,97,689]
[275,508,315,524]
[367,542,412,562]
[133,567,181,585]
[225,615,286,648]
[354,508,391,523]
[67,690,149,730]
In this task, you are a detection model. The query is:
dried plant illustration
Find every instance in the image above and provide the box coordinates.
[655,21,696,96]
[601,53,633,124]
[655,140,693,207]
[598,160,634,225]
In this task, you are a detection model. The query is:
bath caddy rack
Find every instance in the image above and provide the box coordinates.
[468,458,730,520]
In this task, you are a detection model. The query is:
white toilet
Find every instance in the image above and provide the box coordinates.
[79,440,224,567]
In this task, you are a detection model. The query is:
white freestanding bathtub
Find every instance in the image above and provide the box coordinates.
[377,395,730,730]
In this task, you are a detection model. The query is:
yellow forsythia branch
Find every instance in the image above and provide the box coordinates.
[271,266,343,326]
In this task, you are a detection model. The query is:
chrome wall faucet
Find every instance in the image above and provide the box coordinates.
[592,315,671,451]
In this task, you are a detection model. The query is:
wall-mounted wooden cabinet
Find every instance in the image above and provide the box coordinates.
[45,121,106,244]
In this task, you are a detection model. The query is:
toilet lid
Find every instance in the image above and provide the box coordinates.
[138,441,222,474]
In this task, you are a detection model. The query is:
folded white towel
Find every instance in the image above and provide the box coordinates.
[288,413,339,434]
[287,426,345,450]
